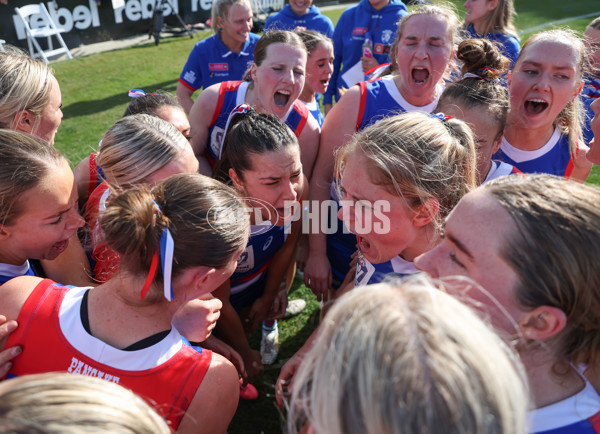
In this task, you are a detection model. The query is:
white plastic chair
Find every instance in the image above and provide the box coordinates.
[13,3,73,63]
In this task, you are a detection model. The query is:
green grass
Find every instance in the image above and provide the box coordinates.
[49,1,600,432]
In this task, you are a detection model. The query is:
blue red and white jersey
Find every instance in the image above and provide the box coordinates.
[0,261,37,285]
[264,5,334,38]
[230,223,289,295]
[354,253,418,287]
[530,380,600,433]
[4,280,211,430]
[179,32,259,92]
[206,81,309,167]
[464,24,521,67]
[583,74,600,99]
[301,97,324,129]
[483,160,521,184]
[356,76,441,131]
[495,128,575,177]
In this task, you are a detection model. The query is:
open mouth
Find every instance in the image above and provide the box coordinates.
[274,90,291,108]
[412,67,430,86]
[51,239,69,255]
[357,235,371,254]
[524,99,549,115]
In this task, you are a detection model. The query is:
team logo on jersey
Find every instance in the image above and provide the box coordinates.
[381,29,393,44]
[263,235,274,251]
[209,63,229,71]
[183,70,196,83]
[236,246,255,273]
[352,27,367,35]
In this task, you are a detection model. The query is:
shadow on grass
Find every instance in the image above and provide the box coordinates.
[62,80,177,118]
[229,277,321,434]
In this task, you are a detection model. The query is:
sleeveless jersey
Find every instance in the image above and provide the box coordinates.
[0,261,38,285]
[4,280,211,430]
[354,253,418,287]
[356,75,441,131]
[230,223,289,295]
[483,160,521,184]
[494,128,574,177]
[301,97,324,129]
[530,379,600,433]
[85,182,121,283]
[205,81,309,167]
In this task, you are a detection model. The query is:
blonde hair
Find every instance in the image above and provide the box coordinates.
[0,373,170,433]
[463,0,517,36]
[336,112,477,231]
[0,129,66,226]
[97,114,189,188]
[101,173,249,287]
[0,45,54,131]
[484,174,600,368]
[588,16,600,31]
[390,4,460,72]
[289,275,529,434]
[211,0,251,32]
[513,29,587,156]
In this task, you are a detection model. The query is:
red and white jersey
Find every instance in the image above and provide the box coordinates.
[4,279,212,430]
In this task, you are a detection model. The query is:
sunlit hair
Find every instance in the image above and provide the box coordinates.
[484,174,600,368]
[0,129,66,226]
[588,16,600,31]
[211,0,251,32]
[289,275,529,434]
[390,3,459,72]
[101,173,249,289]
[462,0,517,36]
[294,28,332,56]
[244,30,306,81]
[0,373,170,434]
[336,111,477,233]
[436,38,510,146]
[212,107,299,183]
[513,29,587,156]
[97,114,189,188]
[123,91,183,118]
[0,45,53,132]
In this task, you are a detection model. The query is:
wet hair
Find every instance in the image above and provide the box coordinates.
[390,4,460,72]
[213,107,299,182]
[97,114,190,188]
[101,173,248,287]
[0,373,170,434]
[462,0,517,36]
[245,30,306,81]
[336,111,477,231]
[0,45,54,131]
[123,91,183,118]
[513,29,587,156]
[0,129,66,226]
[436,38,510,144]
[294,29,332,56]
[211,0,252,32]
[483,174,600,368]
[289,275,529,434]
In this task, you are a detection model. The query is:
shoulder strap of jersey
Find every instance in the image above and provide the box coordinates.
[209,81,243,128]
[88,152,99,199]
[291,100,309,138]
[356,81,368,132]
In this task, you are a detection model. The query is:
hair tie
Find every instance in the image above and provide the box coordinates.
[140,200,175,301]
[128,89,160,99]
[431,113,454,122]
[218,103,253,160]
[462,67,500,82]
